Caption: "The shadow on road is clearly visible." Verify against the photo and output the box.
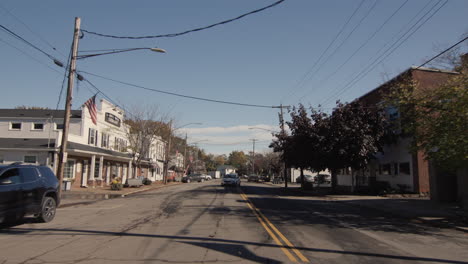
[1,227,467,264]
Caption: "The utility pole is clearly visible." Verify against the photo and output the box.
[183,133,187,175]
[163,121,172,184]
[275,104,289,188]
[250,139,257,174]
[57,17,81,198]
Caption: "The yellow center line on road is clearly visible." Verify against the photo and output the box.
[240,191,311,263]
[239,193,298,262]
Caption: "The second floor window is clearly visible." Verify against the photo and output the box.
[88,128,98,146]
[10,122,21,130]
[101,133,109,148]
[32,123,44,130]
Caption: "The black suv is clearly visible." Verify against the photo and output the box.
[0,163,59,224]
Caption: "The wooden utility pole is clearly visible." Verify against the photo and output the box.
[163,121,173,184]
[277,104,288,188]
[250,139,258,174]
[57,17,81,198]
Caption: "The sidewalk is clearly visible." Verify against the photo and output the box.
[278,185,468,233]
[60,181,182,208]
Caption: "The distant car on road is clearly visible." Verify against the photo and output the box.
[181,174,206,183]
[295,175,314,183]
[247,174,259,182]
[221,173,240,186]
[0,163,59,224]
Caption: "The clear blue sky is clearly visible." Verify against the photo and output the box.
[1,0,467,155]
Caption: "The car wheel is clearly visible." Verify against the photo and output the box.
[187,179,191,183]
[37,196,56,223]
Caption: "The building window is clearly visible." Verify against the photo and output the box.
[55,123,64,130]
[64,160,75,179]
[24,155,37,164]
[399,162,411,175]
[88,128,98,146]
[380,164,391,175]
[101,133,109,148]
[10,122,21,130]
[94,161,100,178]
[32,123,44,130]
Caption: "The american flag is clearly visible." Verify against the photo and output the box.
[84,95,97,125]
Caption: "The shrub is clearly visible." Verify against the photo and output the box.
[142,178,152,185]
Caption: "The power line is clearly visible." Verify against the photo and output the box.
[0,3,67,59]
[417,35,468,68]
[81,0,285,40]
[78,71,281,109]
[300,0,409,100]
[0,24,63,65]
[298,0,379,99]
[55,43,73,110]
[0,36,63,75]
[281,0,365,103]
[321,0,448,106]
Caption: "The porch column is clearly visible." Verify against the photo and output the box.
[106,162,111,185]
[90,155,96,181]
[53,152,59,175]
[128,160,133,179]
[122,164,128,185]
[81,160,88,187]
[98,156,104,180]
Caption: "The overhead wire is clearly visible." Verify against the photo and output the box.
[0,36,63,75]
[280,0,366,103]
[294,0,380,103]
[0,3,67,59]
[78,71,281,109]
[81,0,285,39]
[300,0,409,100]
[55,43,73,110]
[0,24,63,64]
[417,35,468,68]
[320,0,448,106]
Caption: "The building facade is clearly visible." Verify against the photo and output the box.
[336,66,459,194]
[0,99,166,188]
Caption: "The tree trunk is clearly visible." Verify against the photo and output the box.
[300,167,304,189]
[331,169,338,192]
[351,170,355,193]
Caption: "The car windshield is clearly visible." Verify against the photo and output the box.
[225,174,238,178]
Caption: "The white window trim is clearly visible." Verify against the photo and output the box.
[54,123,64,131]
[9,122,22,131]
[64,159,76,179]
[31,122,45,131]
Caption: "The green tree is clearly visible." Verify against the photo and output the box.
[227,151,248,174]
[385,58,467,169]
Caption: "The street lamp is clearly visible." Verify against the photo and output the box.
[248,127,279,133]
[56,17,167,197]
[77,47,166,59]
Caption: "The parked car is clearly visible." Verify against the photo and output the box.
[0,163,59,224]
[203,174,212,180]
[181,174,206,183]
[221,173,241,186]
[247,174,259,182]
[295,175,314,183]
[315,174,331,184]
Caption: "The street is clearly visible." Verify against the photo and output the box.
[1,180,468,264]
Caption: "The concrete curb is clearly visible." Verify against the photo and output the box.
[59,182,183,208]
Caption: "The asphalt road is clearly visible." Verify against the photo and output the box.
[1,180,467,264]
